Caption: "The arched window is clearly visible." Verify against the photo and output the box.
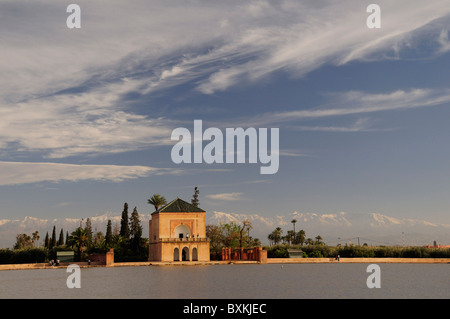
[174,224,191,239]
[192,247,198,261]
[173,247,180,261]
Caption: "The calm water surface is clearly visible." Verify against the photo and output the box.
[0,263,448,299]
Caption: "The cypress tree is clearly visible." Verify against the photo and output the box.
[44,232,49,248]
[58,229,65,246]
[120,203,130,239]
[129,207,142,250]
[84,218,93,247]
[105,220,113,247]
[50,226,56,249]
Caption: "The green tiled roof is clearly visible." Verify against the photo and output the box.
[153,197,205,214]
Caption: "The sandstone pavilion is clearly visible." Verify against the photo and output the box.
[148,198,210,262]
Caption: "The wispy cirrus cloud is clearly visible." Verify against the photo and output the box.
[228,88,450,128]
[206,192,244,201]
[0,161,160,185]
[290,118,379,133]
[185,1,450,94]
[4,0,450,101]
[0,79,176,159]
[1,0,450,161]
[0,161,233,186]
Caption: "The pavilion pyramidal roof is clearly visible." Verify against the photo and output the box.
[153,197,205,214]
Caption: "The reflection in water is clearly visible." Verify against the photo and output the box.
[0,264,449,299]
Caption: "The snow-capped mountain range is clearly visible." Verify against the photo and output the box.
[208,211,450,246]
[1,211,449,248]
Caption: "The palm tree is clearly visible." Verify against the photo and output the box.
[69,227,89,261]
[31,231,40,247]
[147,194,167,211]
[267,233,275,246]
[286,230,295,245]
[315,235,323,245]
[274,227,282,244]
[268,227,283,245]
[251,238,261,247]
[297,229,306,246]
[291,219,297,244]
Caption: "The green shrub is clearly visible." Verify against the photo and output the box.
[308,250,323,258]
[0,248,48,264]
[0,249,15,264]
[338,245,387,258]
[429,248,450,258]
[269,247,288,258]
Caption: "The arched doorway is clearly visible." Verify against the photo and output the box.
[174,247,180,261]
[192,247,198,261]
[182,247,190,261]
[174,224,191,239]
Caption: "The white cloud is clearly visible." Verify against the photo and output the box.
[234,88,450,128]
[192,1,450,94]
[289,118,397,133]
[0,79,175,158]
[278,150,311,157]
[0,161,165,185]
[206,192,244,201]
[4,0,449,100]
[0,161,231,186]
[1,1,450,160]
[438,29,450,54]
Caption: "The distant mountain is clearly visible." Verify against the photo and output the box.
[1,210,449,248]
[0,213,151,249]
[207,211,450,247]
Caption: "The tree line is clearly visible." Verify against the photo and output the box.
[265,243,450,258]
[9,202,147,262]
[267,219,323,246]
[6,189,200,264]
[263,220,450,258]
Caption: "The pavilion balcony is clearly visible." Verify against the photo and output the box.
[152,237,210,243]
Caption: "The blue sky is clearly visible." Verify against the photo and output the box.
[1,0,450,229]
